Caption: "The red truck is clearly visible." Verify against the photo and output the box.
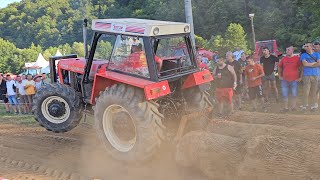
[253,40,282,62]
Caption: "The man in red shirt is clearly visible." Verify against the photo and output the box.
[278,46,302,112]
[245,56,265,111]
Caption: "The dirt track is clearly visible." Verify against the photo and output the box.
[1,111,320,179]
[176,111,320,179]
[0,116,207,180]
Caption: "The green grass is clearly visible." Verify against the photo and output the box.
[0,105,38,126]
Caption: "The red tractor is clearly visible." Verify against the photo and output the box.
[32,18,213,162]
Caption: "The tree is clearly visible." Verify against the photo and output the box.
[0,38,18,73]
[224,23,251,54]
[72,42,85,57]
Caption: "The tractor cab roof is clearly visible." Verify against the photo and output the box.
[92,18,191,37]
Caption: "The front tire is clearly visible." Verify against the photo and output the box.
[94,84,164,162]
[32,83,83,133]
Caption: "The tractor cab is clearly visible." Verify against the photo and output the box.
[87,19,199,81]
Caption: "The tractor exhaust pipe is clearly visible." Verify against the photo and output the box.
[83,18,88,59]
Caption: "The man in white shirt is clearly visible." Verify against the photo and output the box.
[16,75,29,114]
[6,75,18,114]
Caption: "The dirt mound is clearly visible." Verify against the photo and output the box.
[176,112,320,179]
[228,111,320,130]
[176,131,320,180]
[208,119,320,144]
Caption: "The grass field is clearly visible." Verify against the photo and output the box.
[0,104,37,126]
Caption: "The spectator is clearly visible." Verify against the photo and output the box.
[35,76,42,91]
[313,41,320,107]
[226,51,243,110]
[21,74,27,82]
[42,73,50,84]
[278,46,302,112]
[6,74,19,114]
[300,43,320,111]
[233,47,244,61]
[260,46,279,103]
[24,74,36,110]
[0,74,10,113]
[213,53,219,63]
[16,75,29,114]
[197,55,209,70]
[245,56,265,111]
[212,57,237,117]
[201,54,209,64]
[239,52,249,99]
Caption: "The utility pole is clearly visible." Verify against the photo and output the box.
[184,0,195,47]
[249,13,256,49]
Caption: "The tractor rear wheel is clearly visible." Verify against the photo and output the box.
[32,83,83,133]
[184,85,213,131]
[94,84,164,162]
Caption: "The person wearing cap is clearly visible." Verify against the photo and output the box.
[300,42,320,111]
[260,46,279,103]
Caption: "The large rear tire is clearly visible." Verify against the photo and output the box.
[32,83,83,133]
[94,84,164,162]
[184,85,213,131]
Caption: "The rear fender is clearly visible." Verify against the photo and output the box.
[90,75,116,104]
[91,71,171,104]
[182,69,213,89]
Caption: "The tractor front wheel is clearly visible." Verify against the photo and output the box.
[94,84,164,162]
[32,83,83,133]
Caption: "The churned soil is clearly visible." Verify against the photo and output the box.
[0,116,207,180]
[176,111,320,180]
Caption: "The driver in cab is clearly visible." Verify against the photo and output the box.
[128,43,163,72]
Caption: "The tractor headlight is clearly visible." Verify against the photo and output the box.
[153,27,160,35]
[184,25,190,32]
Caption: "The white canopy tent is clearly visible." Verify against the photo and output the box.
[55,50,63,56]
[24,53,50,75]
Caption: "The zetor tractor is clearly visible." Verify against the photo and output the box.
[32,18,213,162]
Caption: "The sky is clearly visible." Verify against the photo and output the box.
[0,0,21,8]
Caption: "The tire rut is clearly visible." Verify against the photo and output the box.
[0,155,89,180]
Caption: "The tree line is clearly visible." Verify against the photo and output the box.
[0,0,319,73]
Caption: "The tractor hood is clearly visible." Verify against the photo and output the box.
[58,58,109,76]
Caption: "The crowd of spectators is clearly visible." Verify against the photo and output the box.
[199,42,320,117]
[0,73,50,114]
[1,42,320,117]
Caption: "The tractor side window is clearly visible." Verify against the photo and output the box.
[94,34,116,60]
[154,36,193,76]
[108,35,149,78]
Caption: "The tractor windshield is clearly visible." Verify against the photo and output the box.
[94,34,116,60]
[153,35,195,77]
[108,35,150,78]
